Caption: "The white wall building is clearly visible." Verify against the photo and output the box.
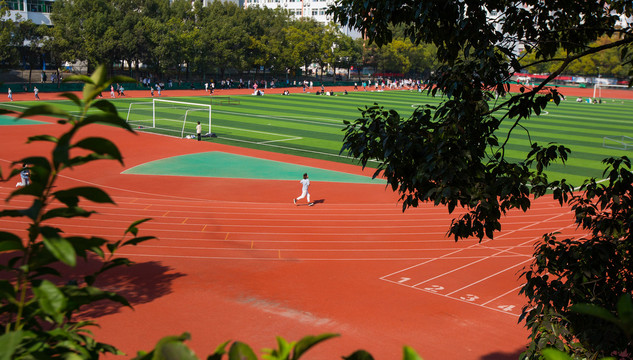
[244,0,334,27]
[5,0,53,25]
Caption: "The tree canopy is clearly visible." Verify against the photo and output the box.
[329,0,633,358]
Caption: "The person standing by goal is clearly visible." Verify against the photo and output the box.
[196,121,202,141]
[293,173,313,206]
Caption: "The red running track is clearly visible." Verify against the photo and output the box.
[0,90,593,359]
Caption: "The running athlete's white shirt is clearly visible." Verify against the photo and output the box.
[300,178,310,191]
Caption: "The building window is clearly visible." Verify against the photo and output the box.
[26,0,54,13]
[6,0,24,10]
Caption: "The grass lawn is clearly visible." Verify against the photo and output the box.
[3,90,632,186]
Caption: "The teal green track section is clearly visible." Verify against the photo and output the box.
[0,115,46,125]
[123,151,384,184]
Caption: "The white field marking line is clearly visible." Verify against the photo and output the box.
[212,109,344,126]
[114,252,512,262]
[19,218,455,230]
[379,280,521,317]
[19,192,563,214]
[478,247,533,258]
[481,284,525,306]
[258,136,303,144]
[214,124,300,138]
[0,198,439,217]
[0,224,477,246]
[131,244,532,255]
[573,177,609,191]
[217,135,381,164]
[0,196,435,215]
[402,282,519,317]
[0,103,28,110]
[0,190,565,215]
[380,210,570,281]
[122,127,380,164]
[0,219,447,235]
[0,223,451,236]
[546,112,632,124]
[410,218,573,287]
[51,173,227,201]
[55,213,456,224]
[444,258,533,296]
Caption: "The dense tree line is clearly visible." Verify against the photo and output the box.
[0,0,439,82]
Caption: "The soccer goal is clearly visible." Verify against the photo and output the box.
[593,83,633,99]
[126,99,212,138]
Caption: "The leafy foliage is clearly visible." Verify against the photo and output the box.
[0,65,155,359]
[521,158,633,358]
[133,332,426,360]
[329,0,633,357]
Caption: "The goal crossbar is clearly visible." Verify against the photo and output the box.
[153,99,212,138]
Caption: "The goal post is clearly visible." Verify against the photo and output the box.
[153,99,211,138]
[126,102,155,128]
[126,99,212,138]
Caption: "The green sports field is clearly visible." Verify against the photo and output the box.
[3,91,633,186]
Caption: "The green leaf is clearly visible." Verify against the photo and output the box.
[155,340,199,360]
[82,113,134,132]
[93,99,122,116]
[292,333,339,359]
[18,104,71,121]
[132,333,197,360]
[541,348,572,360]
[33,279,67,322]
[58,92,82,107]
[228,342,257,360]
[123,236,157,247]
[65,236,107,259]
[342,350,374,360]
[125,218,153,236]
[207,340,231,360]
[0,330,24,360]
[64,74,94,84]
[27,134,59,143]
[53,186,115,207]
[41,207,95,221]
[42,236,77,267]
[402,346,423,360]
[0,231,24,252]
[73,137,123,164]
[571,303,618,324]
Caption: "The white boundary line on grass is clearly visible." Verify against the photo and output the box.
[213,109,345,127]
[213,124,302,144]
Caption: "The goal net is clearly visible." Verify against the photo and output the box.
[126,99,212,138]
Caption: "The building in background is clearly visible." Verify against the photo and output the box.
[244,0,359,37]
[244,0,331,24]
[4,0,53,25]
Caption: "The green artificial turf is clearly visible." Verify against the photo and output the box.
[3,90,633,186]
[123,151,384,183]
